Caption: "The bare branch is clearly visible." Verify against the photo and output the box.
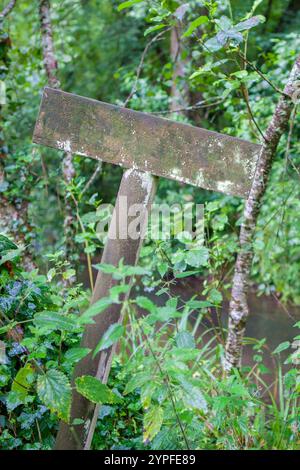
[0,0,17,19]
[123,28,170,108]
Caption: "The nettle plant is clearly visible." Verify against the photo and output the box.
[0,235,299,449]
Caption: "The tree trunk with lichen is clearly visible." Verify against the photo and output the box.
[0,10,35,270]
[170,24,190,115]
[224,55,300,372]
[38,0,76,264]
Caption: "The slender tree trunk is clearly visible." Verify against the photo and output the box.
[170,24,190,114]
[0,0,16,19]
[38,0,76,263]
[0,1,35,270]
[224,55,300,372]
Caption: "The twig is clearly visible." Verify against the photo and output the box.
[151,98,224,115]
[0,0,17,18]
[81,161,102,196]
[123,28,171,108]
[240,85,266,141]
[134,314,190,450]
[237,51,286,96]
[285,104,298,170]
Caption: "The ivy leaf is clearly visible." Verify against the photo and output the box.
[183,16,208,37]
[75,375,122,404]
[143,405,164,442]
[93,323,125,357]
[34,311,77,332]
[117,0,143,11]
[37,369,71,422]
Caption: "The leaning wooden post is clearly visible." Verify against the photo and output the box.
[33,87,261,449]
[55,169,156,449]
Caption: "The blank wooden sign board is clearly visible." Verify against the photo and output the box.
[33,87,261,450]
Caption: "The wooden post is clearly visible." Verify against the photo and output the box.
[55,169,157,450]
[33,86,261,450]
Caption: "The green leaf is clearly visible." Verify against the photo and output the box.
[144,24,166,36]
[64,347,91,364]
[78,297,114,325]
[186,247,209,268]
[157,262,168,278]
[63,269,76,280]
[207,288,222,305]
[118,0,143,12]
[37,369,71,422]
[175,331,195,349]
[0,248,23,266]
[143,405,164,442]
[75,376,122,404]
[93,323,125,357]
[178,377,208,412]
[234,15,264,32]
[183,16,208,37]
[272,341,290,355]
[135,296,156,314]
[12,364,35,399]
[34,311,77,332]
[124,372,151,394]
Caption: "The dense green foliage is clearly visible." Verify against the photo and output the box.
[0,0,299,450]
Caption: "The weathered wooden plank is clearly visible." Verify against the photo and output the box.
[55,169,157,450]
[33,87,261,198]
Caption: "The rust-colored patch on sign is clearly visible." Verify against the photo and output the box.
[33,87,261,198]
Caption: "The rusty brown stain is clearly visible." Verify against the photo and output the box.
[33,87,262,198]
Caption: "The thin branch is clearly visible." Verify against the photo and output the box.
[0,0,17,18]
[150,98,224,115]
[81,161,102,197]
[123,28,171,108]
[237,50,286,96]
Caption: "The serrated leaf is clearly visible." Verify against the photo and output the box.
[186,247,209,268]
[0,248,23,266]
[183,16,208,37]
[93,323,124,357]
[124,372,151,394]
[136,296,156,314]
[75,375,122,404]
[207,288,222,305]
[64,347,91,364]
[143,405,164,442]
[175,331,195,349]
[37,369,71,422]
[272,341,290,355]
[34,311,77,332]
[178,377,208,412]
[78,297,114,325]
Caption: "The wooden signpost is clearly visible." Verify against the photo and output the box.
[33,87,261,450]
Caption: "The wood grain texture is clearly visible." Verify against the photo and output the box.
[33,87,261,198]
